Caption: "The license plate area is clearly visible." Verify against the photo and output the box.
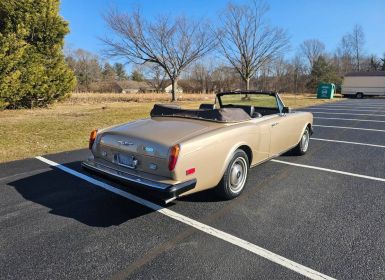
[115,154,138,169]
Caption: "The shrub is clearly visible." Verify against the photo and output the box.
[0,0,75,109]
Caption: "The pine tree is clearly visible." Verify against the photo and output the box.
[102,62,116,81]
[0,0,75,109]
[131,69,144,82]
[113,63,127,80]
[307,56,341,91]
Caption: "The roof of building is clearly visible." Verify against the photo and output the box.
[117,80,153,89]
[345,71,385,77]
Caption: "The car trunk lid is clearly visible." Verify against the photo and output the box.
[94,117,220,177]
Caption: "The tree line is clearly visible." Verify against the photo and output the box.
[70,1,385,99]
[67,27,385,97]
[1,0,384,108]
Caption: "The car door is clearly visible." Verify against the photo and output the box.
[268,94,300,157]
[249,118,271,164]
[268,113,299,157]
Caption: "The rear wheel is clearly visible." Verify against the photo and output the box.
[292,127,310,156]
[217,149,249,200]
[356,92,364,99]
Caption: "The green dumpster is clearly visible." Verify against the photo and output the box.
[317,83,335,99]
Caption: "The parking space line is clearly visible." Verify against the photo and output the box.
[312,138,385,148]
[271,160,385,183]
[313,125,385,132]
[314,117,385,123]
[301,108,385,113]
[311,111,385,117]
[35,156,334,280]
[312,106,385,109]
[321,105,385,107]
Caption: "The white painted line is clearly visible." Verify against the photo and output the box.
[323,102,385,107]
[35,156,334,280]
[313,124,385,132]
[271,159,385,183]
[314,105,385,109]
[312,138,385,148]
[314,117,385,123]
[311,111,385,117]
[303,108,385,113]
[333,104,385,107]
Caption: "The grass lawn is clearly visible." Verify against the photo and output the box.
[0,93,342,163]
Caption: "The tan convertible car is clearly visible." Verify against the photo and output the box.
[82,91,313,203]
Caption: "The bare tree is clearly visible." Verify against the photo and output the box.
[211,65,240,91]
[217,0,289,90]
[334,34,354,74]
[290,54,307,93]
[101,9,216,101]
[334,25,365,73]
[299,39,325,69]
[65,48,102,91]
[188,61,216,93]
[367,55,381,71]
[143,64,167,92]
[349,24,365,71]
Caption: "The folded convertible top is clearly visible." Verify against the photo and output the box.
[150,104,251,123]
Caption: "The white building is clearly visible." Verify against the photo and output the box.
[164,83,183,94]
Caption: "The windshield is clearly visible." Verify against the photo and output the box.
[218,93,278,109]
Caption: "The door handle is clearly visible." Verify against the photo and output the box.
[271,122,279,127]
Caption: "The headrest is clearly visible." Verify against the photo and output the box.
[199,103,216,110]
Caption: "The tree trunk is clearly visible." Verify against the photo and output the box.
[171,78,177,101]
[246,77,250,90]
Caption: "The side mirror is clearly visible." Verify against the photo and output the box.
[282,107,292,113]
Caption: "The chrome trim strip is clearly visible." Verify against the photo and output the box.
[81,160,196,198]
[82,160,170,190]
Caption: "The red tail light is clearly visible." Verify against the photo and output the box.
[89,129,98,149]
[168,144,180,171]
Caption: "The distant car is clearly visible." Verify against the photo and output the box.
[82,91,313,203]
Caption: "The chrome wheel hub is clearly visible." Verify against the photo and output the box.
[301,130,309,152]
[229,157,247,193]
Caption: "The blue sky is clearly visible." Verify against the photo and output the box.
[60,0,385,60]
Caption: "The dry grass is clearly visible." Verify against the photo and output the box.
[0,92,340,163]
[65,92,216,104]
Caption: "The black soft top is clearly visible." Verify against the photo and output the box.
[150,104,251,123]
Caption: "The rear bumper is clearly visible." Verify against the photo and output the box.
[81,159,196,202]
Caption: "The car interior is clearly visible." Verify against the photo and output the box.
[151,104,252,122]
[150,92,288,122]
[200,101,281,118]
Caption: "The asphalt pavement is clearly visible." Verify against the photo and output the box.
[1,98,385,280]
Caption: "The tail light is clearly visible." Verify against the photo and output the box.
[168,144,180,171]
[89,129,98,149]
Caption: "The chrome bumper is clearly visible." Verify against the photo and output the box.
[81,159,196,201]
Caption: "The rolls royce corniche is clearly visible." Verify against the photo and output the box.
[82,91,313,203]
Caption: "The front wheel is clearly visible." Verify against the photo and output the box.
[292,127,310,156]
[216,149,249,200]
